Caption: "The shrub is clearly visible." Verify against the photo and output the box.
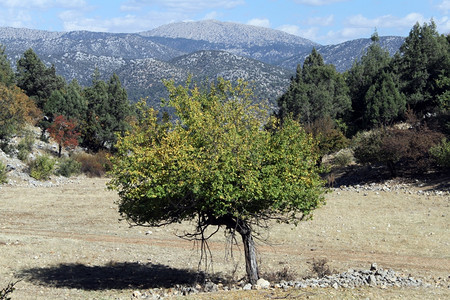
[0,161,7,184]
[353,126,443,176]
[310,258,333,278]
[56,157,81,177]
[29,155,55,180]
[73,151,111,177]
[262,266,297,282]
[430,139,450,169]
[306,117,348,158]
[0,140,15,156]
[332,150,353,168]
[17,132,34,161]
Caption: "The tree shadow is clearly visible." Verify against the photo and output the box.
[17,261,213,290]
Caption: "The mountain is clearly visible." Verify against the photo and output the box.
[279,36,405,72]
[0,20,405,105]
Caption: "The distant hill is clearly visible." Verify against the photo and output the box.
[0,20,405,105]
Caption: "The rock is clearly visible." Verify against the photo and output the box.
[370,262,378,271]
[243,283,252,290]
[256,278,270,289]
[204,281,218,292]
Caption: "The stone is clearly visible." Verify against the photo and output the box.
[256,278,270,289]
[243,283,252,290]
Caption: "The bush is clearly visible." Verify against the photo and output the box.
[56,157,81,177]
[332,150,354,168]
[0,140,15,156]
[29,155,55,180]
[262,266,297,282]
[73,151,111,177]
[310,258,333,278]
[353,126,443,176]
[430,139,450,169]
[0,161,7,184]
[17,132,34,161]
[306,117,348,158]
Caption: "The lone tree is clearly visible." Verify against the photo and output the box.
[108,79,326,284]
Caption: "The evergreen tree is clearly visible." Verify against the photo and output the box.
[395,20,449,114]
[363,70,406,127]
[44,79,87,121]
[0,45,14,87]
[347,31,404,130]
[277,48,351,126]
[15,48,65,109]
[81,71,130,151]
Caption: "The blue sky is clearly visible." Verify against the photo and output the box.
[0,0,448,45]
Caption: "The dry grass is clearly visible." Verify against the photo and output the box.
[0,177,449,299]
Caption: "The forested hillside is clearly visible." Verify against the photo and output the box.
[0,20,449,185]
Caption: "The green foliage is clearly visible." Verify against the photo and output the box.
[346,32,404,131]
[44,79,87,121]
[15,48,65,109]
[81,72,131,151]
[29,155,55,180]
[0,160,7,184]
[395,20,450,114]
[332,150,354,168]
[278,48,351,126]
[110,79,325,226]
[0,45,15,87]
[305,117,348,158]
[430,139,450,169]
[56,157,82,177]
[17,131,34,161]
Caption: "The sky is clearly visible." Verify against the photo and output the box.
[0,0,448,45]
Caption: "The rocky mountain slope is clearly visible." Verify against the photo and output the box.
[0,20,405,104]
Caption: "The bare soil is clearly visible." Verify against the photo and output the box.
[0,176,449,299]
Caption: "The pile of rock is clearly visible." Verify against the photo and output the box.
[131,263,435,299]
[335,180,449,197]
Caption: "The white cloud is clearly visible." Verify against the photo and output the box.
[436,16,450,33]
[247,18,271,28]
[203,11,220,20]
[122,0,244,13]
[438,0,450,13]
[0,0,86,9]
[307,15,334,26]
[60,10,185,32]
[0,8,32,28]
[346,13,426,29]
[293,0,348,6]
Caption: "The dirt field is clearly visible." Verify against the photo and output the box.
[0,176,449,299]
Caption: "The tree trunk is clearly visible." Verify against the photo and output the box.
[236,220,259,285]
[58,144,62,157]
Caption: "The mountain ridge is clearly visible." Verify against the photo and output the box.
[0,20,405,104]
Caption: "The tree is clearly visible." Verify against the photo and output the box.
[44,79,87,121]
[395,20,450,114]
[0,83,41,140]
[346,31,404,130]
[82,72,131,151]
[108,79,326,284]
[47,115,80,157]
[15,48,65,109]
[277,48,351,126]
[0,45,14,87]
